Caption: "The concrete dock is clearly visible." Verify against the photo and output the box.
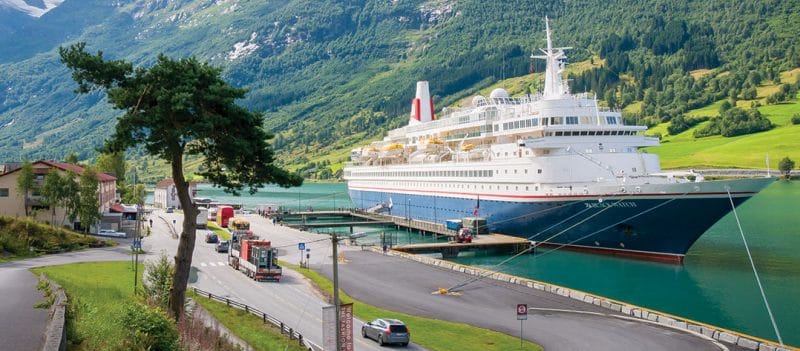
[393,234,531,258]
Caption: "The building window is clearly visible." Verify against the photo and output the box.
[0,188,8,197]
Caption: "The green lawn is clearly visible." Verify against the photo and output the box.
[31,261,142,350]
[648,91,800,169]
[282,262,542,351]
[208,222,231,240]
[190,292,308,351]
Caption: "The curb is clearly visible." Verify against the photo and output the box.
[40,275,67,351]
[379,247,798,351]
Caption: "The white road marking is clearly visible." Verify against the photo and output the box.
[208,262,216,267]
[218,261,225,266]
[200,262,207,267]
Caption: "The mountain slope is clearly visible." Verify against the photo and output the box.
[0,0,798,171]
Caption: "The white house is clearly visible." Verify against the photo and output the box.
[153,178,197,209]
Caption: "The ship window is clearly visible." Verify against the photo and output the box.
[603,131,611,135]
[581,131,588,136]
[537,169,542,174]
[506,186,509,190]
[551,117,563,125]
[566,116,579,124]
[504,152,508,157]
[535,186,539,191]
[525,169,528,174]
[494,125,499,132]
[504,170,508,174]
[516,186,519,190]
[542,118,549,126]
[526,119,532,127]
[606,116,617,124]
[632,167,637,172]
[555,131,563,136]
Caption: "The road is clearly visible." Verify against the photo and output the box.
[0,244,141,351]
[2,209,744,351]
[154,210,413,351]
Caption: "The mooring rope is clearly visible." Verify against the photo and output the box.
[726,188,783,345]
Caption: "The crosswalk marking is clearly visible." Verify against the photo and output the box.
[218,261,226,266]
[208,262,216,267]
[200,263,207,267]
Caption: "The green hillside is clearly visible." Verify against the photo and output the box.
[0,0,799,177]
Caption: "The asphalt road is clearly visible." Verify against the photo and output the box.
[0,244,138,351]
[154,211,414,351]
[313,250,729,351]
[1,210,748,351]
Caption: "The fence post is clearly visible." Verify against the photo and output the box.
[289,328,294,340]
[280,322,284,334]
[263,313,267,323]
[245,305,249,313]
[226,298,230,306]
[298,334,304,346]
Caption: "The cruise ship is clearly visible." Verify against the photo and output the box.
[343,19,773,262]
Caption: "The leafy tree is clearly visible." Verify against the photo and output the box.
[60,43,303,319]
[778,157,795,179]
[64,152,79,164]
[77,166,101,233]
[62,171,81,226]
[123,183,146,205]
[16,161,35,217]
[41,171,63,225]
[96,151,126,183]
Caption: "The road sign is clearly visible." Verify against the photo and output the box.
[517,304,528,320]
[298,242,306,251]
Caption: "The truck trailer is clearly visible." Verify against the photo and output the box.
[228,236,281,281]
[197,208,208,229]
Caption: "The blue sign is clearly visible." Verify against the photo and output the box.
[298,242,306,251]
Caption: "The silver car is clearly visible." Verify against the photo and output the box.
[361,318,410,346]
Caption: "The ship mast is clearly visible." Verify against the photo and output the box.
[531,17,572,99]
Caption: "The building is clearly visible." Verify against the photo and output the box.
[153,178,197,209]
[0,160,116,229]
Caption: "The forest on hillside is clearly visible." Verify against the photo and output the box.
[0,0,798,179]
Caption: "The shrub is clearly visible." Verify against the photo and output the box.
[791,114,800,125]
[121,302,178,351]
[143,253,174,310]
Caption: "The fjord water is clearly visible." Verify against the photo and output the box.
[197,181,800,345]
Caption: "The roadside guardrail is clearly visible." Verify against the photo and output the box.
[192,287,321,351]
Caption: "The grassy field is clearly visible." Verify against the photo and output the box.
[282,262,543,351]
[648,90,800,169]
[207,222,231,240]
[190,292,308,351]
[0,216,113,262]
[31,261,143,350]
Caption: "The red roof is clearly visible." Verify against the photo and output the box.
[0,160,116,182]
[110,203,126,213]
[38,161,117,182]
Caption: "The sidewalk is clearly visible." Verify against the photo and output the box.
[0,267,49,351]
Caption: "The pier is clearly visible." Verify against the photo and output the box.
[277,210,532,258]
[392,234,532,258]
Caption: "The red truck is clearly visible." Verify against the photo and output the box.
[215,206,235,227]
[228,236,281,281]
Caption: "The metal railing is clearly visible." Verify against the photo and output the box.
[192,287,321,351]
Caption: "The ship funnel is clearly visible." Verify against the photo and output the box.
[410,81,435,125]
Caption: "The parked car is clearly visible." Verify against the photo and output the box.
[215,241,229,253]
[166,207,174,213]
[96,229,126,238]
[361,318,410,346]
[205,233,219,243]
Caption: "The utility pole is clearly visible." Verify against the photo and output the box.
[331,233,341,351]
[133,170,140,293]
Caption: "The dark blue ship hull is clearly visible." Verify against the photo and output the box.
[348,187,755,261]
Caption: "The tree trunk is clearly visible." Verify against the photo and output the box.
[167,152,199,321]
